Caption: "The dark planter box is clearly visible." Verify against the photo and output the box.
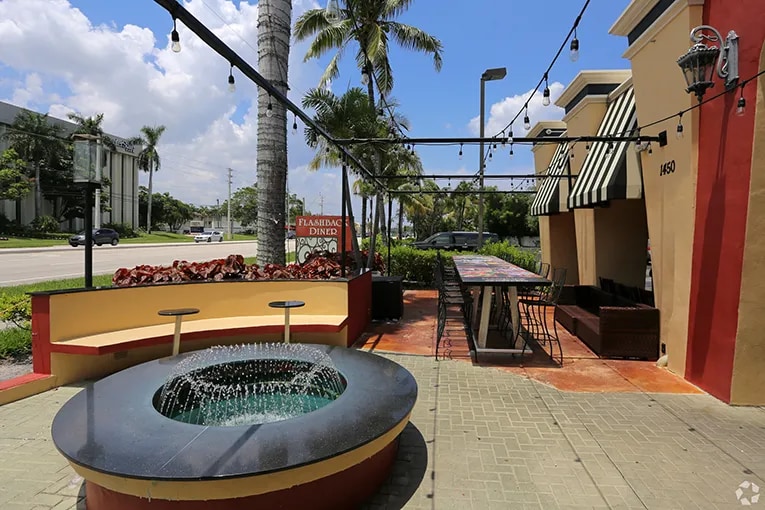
[371,276,403,320]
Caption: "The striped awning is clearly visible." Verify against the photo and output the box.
[530,139,571,216]
[568,87,640,209]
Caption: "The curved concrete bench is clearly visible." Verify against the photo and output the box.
[49,315,348,355]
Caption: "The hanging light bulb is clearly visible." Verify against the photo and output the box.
[411,144,415,156]
[634,131,642,152]
[266,97,273,118]
[542,75,551,106]
[360,69,370,86]
[523,106,531,131]
[736,86,746,117]
[458,143,463,160]
[509,144,514,159]
[648,143,653,155]
[227,64,236,93]
[492,141,497,150]
[585,143,590,152]
[606,141,614,155]
[508,124,514,144]
[501,131,506,147]
[488,149,493,162]
[325,0,341,22]
[569,28,579,62]
[171,18,181,53]
[292,115,298,135]
[676,113,684,139]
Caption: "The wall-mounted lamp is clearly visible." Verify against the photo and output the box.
[677,25,739,101]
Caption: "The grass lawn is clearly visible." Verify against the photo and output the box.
[0,237,70,249]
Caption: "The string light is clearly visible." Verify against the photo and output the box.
[508,124,514,144]
[676,112,684,139]
[292,114,298,135]
[360,68,370,86]
[170,17,181,53]
[227,64,236,93]
[411,144,415,156]
[509,144,514,159]
[585,143,590,152]
[501,131,506,147]
[736,84,746,117]
[523,106,531,131]
[458,143,463,160]
[542,74,551,106]
[570,27,579,62]
[488,149,493,162]
[493,141,497,150]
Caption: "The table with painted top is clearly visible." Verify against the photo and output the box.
[452,255,550,350]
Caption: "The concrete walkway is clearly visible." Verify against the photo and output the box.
[1,290,764,509]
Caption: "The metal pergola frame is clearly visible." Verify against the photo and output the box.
[153,0,668,277]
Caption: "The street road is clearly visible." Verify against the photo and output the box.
[0,241,268,286]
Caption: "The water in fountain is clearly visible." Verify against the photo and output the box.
[154,343,346,426]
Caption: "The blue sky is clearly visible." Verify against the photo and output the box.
[0,0,631,215]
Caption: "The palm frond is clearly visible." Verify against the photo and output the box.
[388,22,444,71]
[294,9,334,42]
[382,0,415,19]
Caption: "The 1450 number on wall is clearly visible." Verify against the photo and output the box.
[659,160,676,176]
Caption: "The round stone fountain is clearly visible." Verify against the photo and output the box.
[51,343,417,510]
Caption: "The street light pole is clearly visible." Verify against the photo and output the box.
[477,67,507,250]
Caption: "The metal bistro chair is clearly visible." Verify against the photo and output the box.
[434,260,470,360]
[518,267,567,363]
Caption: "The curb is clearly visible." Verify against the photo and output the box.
[0,240,259,255]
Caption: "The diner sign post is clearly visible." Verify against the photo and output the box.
[295,216,353,264]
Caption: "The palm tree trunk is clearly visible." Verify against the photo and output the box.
[360,197,367,241]
[256,0,291,266]
[367,195,381,270]
[398,200,403,240]
[34,161,41,219]
[147,161,154,233]
[342,175,363,268]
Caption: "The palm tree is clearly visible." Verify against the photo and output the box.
[294,0,443,103]
[352,177,375,239]
[136,125,166,234]
[256,0,292,265]
[295,0,443,264]
[4,112,65,220]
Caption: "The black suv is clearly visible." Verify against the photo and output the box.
[69,228,120,247]
[413,231,499,251]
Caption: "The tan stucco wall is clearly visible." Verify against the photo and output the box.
[564,98,609,286]
[539,216,552,267]
[594,199,649,288]
[548,213,579,284]
[623,2,703,375]
[730,46,765,404]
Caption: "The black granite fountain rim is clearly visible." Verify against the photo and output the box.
[51,344,417,482]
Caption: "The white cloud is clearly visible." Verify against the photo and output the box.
[468,81,566,137]
[0,0,348,213]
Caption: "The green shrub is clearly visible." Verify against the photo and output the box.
[361,234,410,251]
[478,241,538,271]
[0,293,31,329]
[30,215,60,233]
[102,222,139,238]
[389,246,463,286]
[0,327,32,359]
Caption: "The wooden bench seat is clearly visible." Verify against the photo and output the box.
[50,314,348,355]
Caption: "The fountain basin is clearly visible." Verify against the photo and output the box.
[51,344,417,509]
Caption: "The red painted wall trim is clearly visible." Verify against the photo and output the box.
[346,271,372,346]
[0,373,52,392]
[685,1,765,402]
[31,294,51,374]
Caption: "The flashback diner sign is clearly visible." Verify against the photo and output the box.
[295,216,353,250]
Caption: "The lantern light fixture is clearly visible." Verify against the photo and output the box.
[677,25,739,102]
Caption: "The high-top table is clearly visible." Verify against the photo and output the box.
[452,255,549,350]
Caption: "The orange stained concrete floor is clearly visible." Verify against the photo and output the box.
[353,289,703,395]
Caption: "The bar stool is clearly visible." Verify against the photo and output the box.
[158,308,200,356]
[268,300,305,344]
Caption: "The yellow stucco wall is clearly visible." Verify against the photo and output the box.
[620,2,703,374]
[548,213,579,284]
[561,93,611,286]
[730,46,765,404]
[594,199,649,288]
[47,280,349,343]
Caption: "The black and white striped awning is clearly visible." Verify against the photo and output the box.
[530,139,571,216]
[568,87,640,209]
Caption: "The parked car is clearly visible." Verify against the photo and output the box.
[286,230,296,240]
[413,231,499,251]
[195,230,224,243]
[69,228,120,247]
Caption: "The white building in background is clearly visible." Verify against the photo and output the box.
[0,101,140,231]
